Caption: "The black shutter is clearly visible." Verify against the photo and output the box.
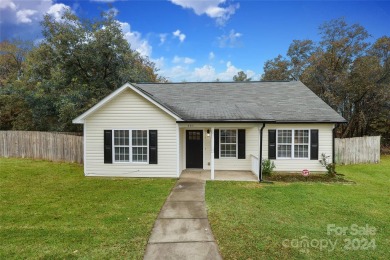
[310,129,319,160]
[149,130,158,164]
[214,129,219,159]
[268,129,276,159]
[104,130,112,164]
[238,129,246,159]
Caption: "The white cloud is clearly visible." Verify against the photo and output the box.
[119,21,152,57]
[218,29,242,48]
[218,61,256,81]
[0,0,16,10]
[16,9,37,24]
[193,65,217,81]
[47,4,70,22]
[152,57,165,70]
[170,0,239,26]
[189,61,256,82]
[0,0,72,25]
[209,51,215,60]
[184,57,195,64]
[217,61,240,80]
[158,59,258,82]
[172,55,195,64]
[159,33,167,45]
[173,29,186,42]
[158,65,190,82]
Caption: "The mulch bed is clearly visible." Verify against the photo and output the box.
[263,173,353,183]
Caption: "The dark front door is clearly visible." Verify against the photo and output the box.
[186,130,203,168]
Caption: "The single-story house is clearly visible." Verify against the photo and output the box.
[73,81,346,180]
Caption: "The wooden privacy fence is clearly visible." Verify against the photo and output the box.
[335,136,380,165]
[0,131,83,163]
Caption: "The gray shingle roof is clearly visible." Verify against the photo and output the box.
[134,81,346,123]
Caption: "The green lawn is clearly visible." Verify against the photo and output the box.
[206,156,390,259]
[0,158,175,259]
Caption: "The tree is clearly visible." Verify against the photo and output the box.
[287,40,314,80]
[260,18,390,141]
[261,55,292,81]
[0,40,32,86]
[370,36,390,83]
[0,10,164,132]
[367,36,390,141]
[233,71,251,81]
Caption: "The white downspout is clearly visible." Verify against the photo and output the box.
[211,127,215,180]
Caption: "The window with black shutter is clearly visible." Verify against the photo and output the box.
[104,130,113,164]
[310,129,319,160]
[214,129,219,159]
[237,129,246,159]
[149,130,158,164]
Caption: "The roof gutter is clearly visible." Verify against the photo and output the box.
[176,120,275,123]
[176,120,346,124]
[273,120,347,124]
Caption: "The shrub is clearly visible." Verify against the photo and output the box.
[319,153,336,176]
[262,159,275,176]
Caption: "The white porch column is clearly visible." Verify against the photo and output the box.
[211,127,215,180]
[176,124,180,177]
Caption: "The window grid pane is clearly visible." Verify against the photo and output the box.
[294,130,309,158]
[220,130,237,158]
[132,130,148,162]
[294,145,308,158]
[114,130,130,162]
[278,130,292,144]
[294,130,309,144]
[277,130,292,158]
[114,146,129,162]
[277,145,292,158]
[114,130,129,146]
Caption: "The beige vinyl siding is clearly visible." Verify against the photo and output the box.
[263,123,334,172]
[84,88,177,177]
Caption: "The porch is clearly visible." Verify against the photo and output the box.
[178,123,263,180]
[180,170,258,181]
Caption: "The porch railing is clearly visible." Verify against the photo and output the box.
[250,154,259,177]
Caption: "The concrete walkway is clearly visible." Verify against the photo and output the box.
[144,178,222,260]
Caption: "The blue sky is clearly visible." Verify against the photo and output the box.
[1,1,389,82]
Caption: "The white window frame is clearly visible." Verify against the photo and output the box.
[219,129,238,159]
[113,129,149,164]
[131,130,149,163]
[113,130,130,163]
[276,129,310,159]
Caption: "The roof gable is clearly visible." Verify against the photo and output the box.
[72,83,182,124]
